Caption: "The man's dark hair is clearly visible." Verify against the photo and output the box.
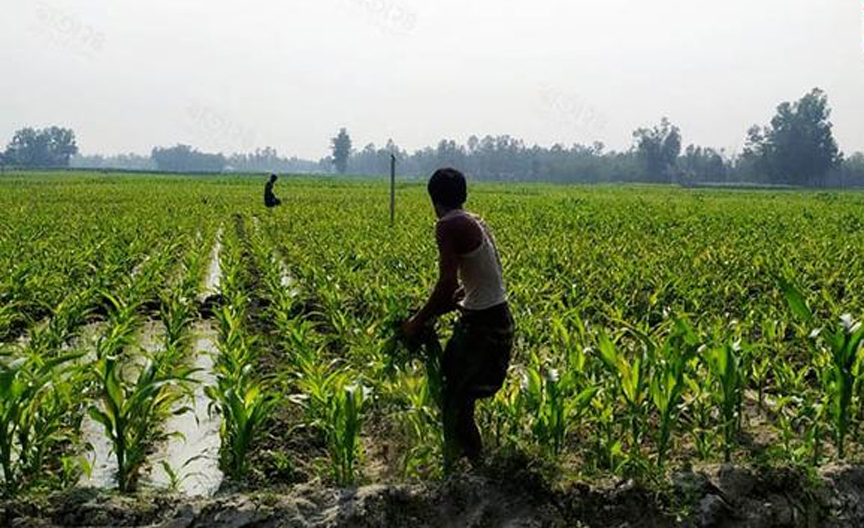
[269,173,278,182]
[427,168,467,208]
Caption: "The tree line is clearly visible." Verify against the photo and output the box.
[3,88,863,187]
[338,89,862,187]
[70,146,323,174]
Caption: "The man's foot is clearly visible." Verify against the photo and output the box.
[468,452,488,473]
[443,455,474,477]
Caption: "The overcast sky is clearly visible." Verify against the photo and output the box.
[1,0,863,159]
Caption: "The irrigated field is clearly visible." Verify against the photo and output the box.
[4,172,864,520]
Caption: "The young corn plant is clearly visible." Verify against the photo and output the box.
[521,362,597,458]
[597,330,650,457]
[27,288,97,357]
[87,256,196,492]
[705,340,743,463]
[204,366,276,480]
[779,277,864,459]
[754,318,788,410]
[88,349,195,492]
[294,360,368,485]
[588,391,628,474]
[394,370,443,477]
[646,319,699,468]
[160,288,195,353]
[208,299,277,481]
[518,311,598,458]
[0,350,83,496]
[325,384,367,485]
[684,374,716,461]
[818,316,864,460]
[771,356,824,464]
[803,393,826,466]
[379,313,447,477]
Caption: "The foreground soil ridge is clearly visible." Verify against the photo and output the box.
[6,463,864,527]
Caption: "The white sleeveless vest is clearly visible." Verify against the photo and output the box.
[442,210,507,311]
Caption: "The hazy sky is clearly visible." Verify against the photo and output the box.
[2,0,863,159]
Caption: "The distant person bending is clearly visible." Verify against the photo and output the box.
[402,168,514,471]
[264,173,282,208]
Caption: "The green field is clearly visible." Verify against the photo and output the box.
[4,171,864,499]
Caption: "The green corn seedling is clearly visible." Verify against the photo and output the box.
[598,330,650,453]
[705,340,743,462]
[647,319,699,468]
[204,369,276,480]
[326,384,367,485]
[522,363,597,458]
[89,353,194,492]
[0,351,82,496]
[779,277,864,459]
[824,315,864,459]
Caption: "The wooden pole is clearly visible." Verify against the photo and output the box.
[389,153,396,227]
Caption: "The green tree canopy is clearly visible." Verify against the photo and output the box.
[150,144,226,173]
[3,127,78,168]
[633,118,681,183]
[331,128,352,174]
[743,88,842,186]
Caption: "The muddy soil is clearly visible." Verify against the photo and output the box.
[9,463,864,527]
[3,474,567,528]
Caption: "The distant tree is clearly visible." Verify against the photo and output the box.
[633,118,681,182]
[837,152,864,188]
[346,139,408,175]
[738,125,771,182]
[72,152,155,171]
[331,128,352,174]
[742,88,842,186]
[150,144,225,173]
[224,147,321,174]
[436,139,466,169]
[3,126,78,168]
[467,135,480,154]
[679,145,728,184]
[385,139,404,160]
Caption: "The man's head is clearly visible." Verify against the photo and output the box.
[427,168,467,217]
[269,173,278,183]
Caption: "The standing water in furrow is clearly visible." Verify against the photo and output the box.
[147,321,223,496]
[79,320,168,491]
[77,323,115,489]
[79,249,159,490]
[276,251,300,295]
[199,229,223,304]
[148,232,225,495]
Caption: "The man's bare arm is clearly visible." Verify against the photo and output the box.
[405,221,459,332]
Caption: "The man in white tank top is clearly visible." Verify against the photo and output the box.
[402,168,514,471]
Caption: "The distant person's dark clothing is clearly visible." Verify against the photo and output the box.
[264,180,281,208]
